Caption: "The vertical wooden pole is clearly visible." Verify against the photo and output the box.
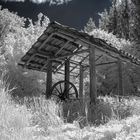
[118,58,123,96]
[79,65,85,116]
[79,65,84,98]
[63,59,70,119]
[46,61,52,98]
[88,45,97,123]
[89,46,97,104]
[65,59,70,97]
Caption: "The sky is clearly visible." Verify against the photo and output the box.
[0,0,111,30]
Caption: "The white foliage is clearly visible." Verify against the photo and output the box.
[0,7,50,97]
[89,28,131,50]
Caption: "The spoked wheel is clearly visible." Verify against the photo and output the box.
[51,80,78,102]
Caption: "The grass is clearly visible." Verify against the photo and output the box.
[1,76,140,139]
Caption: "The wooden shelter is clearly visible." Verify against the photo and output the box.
[19,22,140,121]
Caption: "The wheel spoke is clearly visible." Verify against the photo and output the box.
[67,86,72,93]
[54,87,61,95]
[69,92,76,95]
[60,83,63,94]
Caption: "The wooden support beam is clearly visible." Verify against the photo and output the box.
[79,65,85,116]
[118,58,124,96]
[65,59,70,97]
[55,41,70,56]
[87,45,97,123]
[89,45,97,104]
[95,55,103,62]
[79,65,84,98]
[38,33,55,51]
[41,60,49,71]
[54,49,89,59]
[56,71,76,77]
[46,61,52,98]
[48,43,73,54]
[53,45,84,73]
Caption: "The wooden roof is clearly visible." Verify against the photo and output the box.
[18,21,140,76]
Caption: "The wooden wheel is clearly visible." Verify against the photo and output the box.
[51,80,78,102]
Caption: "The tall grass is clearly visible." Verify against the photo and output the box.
[1,74,140,140]
[0,76,63,139]
[0,78,34,140]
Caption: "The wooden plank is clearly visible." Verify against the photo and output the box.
[95,55,103,62]
[118,58,124,96]
[40,60,49,71]
[56,71,76,77]
[54,49,89,59]
[89,45,97,104]
[79,65,84,98]
[65,60,70,97]
[53,45,84,73]
[46,61,52,98]
[55,41,70,56]
[38,33,55,51]
[48,43,73,54]
[87,45,97,123]
[79,65,86,116]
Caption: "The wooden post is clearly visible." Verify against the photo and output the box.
[87,45,97,123]
[79,65,85,116]
[46,61,52,98]
[79,65,84,98]
[118,58,123,96]
[89,46,97,104]
[63,59,70,119]
[65,59,70,97]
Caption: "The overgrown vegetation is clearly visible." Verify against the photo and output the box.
[1,76,140,139]
[0,0,140,139]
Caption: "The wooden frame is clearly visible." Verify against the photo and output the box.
[89,45,97,104]
[46,61,52,98]
[118,58,124,96]
[19,21,140,123]
[65,59,70,96]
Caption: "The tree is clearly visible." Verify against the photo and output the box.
[98,0,140,96]
[84,18,96,33]
[0,7,50,100]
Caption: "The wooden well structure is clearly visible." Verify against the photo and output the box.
[19,22,140,121]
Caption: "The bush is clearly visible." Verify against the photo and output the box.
[0,76,35,140]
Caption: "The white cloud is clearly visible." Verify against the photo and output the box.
[3,0,24,2]
[2,0,73,5]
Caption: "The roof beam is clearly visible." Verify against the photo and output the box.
[38,33,55,51]
[52,49,89,59]
[48,43,73,54]
[55,40,70,56]
[53,45,84,73]
[56,31,140,66]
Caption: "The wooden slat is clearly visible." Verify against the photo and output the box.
[89,45,97,104]
[40,60,49,71]
[46,61,52,98]
[79,65,85,116]
[65,60,70,97]
[47,42,73,54]
[118,58,124,96]
[54,49,89,59]
[38,33,55,51]
[79,65,84,98]
[53,45,84,73]
[95,55,103,62]
[55,41,70,56]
